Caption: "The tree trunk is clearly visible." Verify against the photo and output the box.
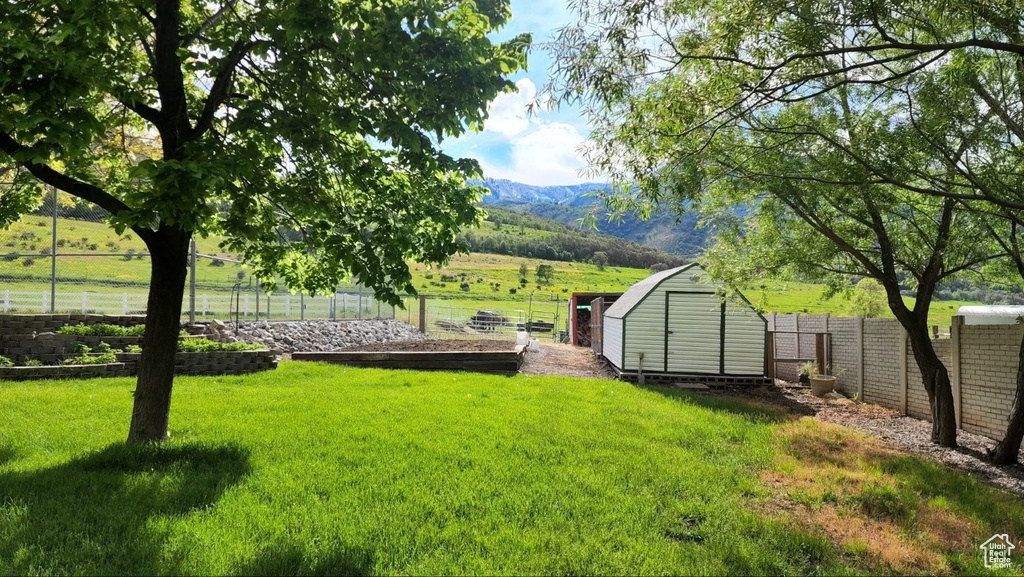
[989,334,1024,465]
[907,327,958,447]
[126,226,191,444]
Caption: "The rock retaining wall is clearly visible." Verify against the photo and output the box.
[189,319,425,353]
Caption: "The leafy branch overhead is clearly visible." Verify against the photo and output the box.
[0,0,530,304]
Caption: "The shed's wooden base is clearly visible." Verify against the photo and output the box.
[612,365,771,386]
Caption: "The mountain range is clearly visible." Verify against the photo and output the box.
[474,178,707,256]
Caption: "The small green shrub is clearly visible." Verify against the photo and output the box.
[124,344,142,353]
[93,341,113,354]
[23,359,42,367]
[177,339,263,352]
[62,352,117,365]
[0,355,12,367]
[57,323,146,337]
[69,342,91,354]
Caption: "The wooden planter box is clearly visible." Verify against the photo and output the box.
[293,346,526,375]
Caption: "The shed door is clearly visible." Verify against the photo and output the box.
[665,292,723,373]
[590,297,604,355]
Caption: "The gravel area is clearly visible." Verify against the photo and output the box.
[520,343,616,379]
[188,319,425,353]
[337,339,513,352]
[732,383,1024,496]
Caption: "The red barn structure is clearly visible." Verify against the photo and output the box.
[568,292,622,347]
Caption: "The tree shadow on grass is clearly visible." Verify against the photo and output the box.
[235,541,376,576]
[0,442,250,575]
[0,444,17,468]
[640,384,814,424]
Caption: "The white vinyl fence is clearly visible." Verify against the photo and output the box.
[0,289,393,320]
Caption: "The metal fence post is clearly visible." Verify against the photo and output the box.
[189,238,197,324]
[255,278,260,321]
[357,285,363,320]
[418,295,427,333]
[50,187,57,313]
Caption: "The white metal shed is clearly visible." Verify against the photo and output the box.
[602,264,768,382]
[957,305,1024,325]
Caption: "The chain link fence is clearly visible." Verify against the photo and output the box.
[397,293,568,341]
[2,190,575,337]
[0,189,397,321]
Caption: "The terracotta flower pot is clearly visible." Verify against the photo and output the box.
[810,375,837,397]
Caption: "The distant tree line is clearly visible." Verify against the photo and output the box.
[460,228,687,269]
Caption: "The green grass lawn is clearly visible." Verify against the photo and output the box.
[1,363,1021,575]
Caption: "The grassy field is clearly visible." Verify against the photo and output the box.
[0,363,1020,575]
[1,216,979,325]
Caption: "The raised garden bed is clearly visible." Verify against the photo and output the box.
[337,340,513,352]
[0,362,132,381]
[293,340,525,374]
[0,314,279,381]
[116,350,278,376]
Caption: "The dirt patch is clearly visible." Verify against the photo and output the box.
[706,383,1024,496]
[519,343,616,379]
[757,420,988,574]
[336,339,513,352]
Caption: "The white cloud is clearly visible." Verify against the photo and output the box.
[482,121,598,186]
[483,78,536,137]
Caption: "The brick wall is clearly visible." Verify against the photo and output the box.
[861,319,903,409]
[771,313,1022,441]
[959,325,1021,440]
[828,317,861,396]
[767,313,826,381]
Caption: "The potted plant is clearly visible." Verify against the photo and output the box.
[797,361,814,385]
[802,362,837,397]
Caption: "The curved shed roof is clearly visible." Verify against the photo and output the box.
[604,263,700,319]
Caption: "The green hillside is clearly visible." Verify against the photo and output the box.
[463,206,689,269]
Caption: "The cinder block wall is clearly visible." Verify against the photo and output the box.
[771,313,1022,441]
[959,325,1021,439]
[861,319,903,409]
[827,317,861,396]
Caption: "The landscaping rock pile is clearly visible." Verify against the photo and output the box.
[189,319,425,353]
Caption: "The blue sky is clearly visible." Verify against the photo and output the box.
[441,1,597,186]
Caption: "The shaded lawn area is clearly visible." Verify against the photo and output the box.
[0,363,1021,576]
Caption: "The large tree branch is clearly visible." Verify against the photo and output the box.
[117,96,163,127]
[183,1,234,45]
[154,0,191,152]
[192,39,259,139]
[0,131,155,245]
